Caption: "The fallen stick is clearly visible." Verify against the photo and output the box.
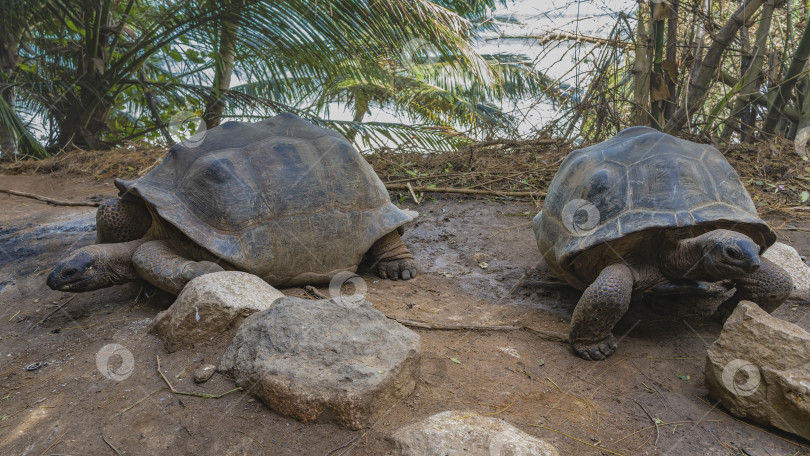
[633,399,660,448]
[34,295,77,327]
[0,188,100,207]
[156,355,241,399]
[384,184,544,198]
[102,435,123,455]
[394,318,568,343]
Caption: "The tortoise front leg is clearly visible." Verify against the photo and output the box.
[712,258,793,323]
[96,198,152,244]
[132,240,224,295]
[368,230,417,280]
[570,263,634,361]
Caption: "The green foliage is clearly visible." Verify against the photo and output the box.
[0,0,534,156]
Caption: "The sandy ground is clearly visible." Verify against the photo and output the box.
[1,174,809,456]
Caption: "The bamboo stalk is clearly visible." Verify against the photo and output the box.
[650,1,667,129]
[664,0,766,134]
[663,1,678,121]
[762,6,810,134]
[632,0,651,126]
[722,0,775,141]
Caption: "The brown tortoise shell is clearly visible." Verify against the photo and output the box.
[114,113,411,286]
[534,126,776,290]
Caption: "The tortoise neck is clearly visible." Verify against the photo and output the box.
[97,239,148,283]
[660,235,708,280]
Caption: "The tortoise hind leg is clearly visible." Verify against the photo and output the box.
[570,263,634,361]
[96,198,152,243]
[368,230,417,280]
[132,240,224,295]
[712,258,792,323]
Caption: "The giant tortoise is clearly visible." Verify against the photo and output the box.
[48,113,417,295]
[534,126,792,361]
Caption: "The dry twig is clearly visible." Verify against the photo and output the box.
[156,355,241,399]
[0,188,99,207]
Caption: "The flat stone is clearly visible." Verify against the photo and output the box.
[705,301,810,441]
[148,271,284,352]
[219,296,420,430]
[194,364,216,383]
[390,411,558,456]
[762,242,810,290]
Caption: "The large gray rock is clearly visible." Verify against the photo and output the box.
[219,296,421,430]
[391,411,558,456]
[762,242,810,290]
[705,301,810,440]
[149,271,284,352]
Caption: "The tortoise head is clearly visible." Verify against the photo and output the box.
[698,229,760,280]
[47,244,137,292]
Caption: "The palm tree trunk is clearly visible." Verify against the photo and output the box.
[632,0,651,126]
[664,0,766,135]
[761,9,810,135]
[0,87,15,162]
[722,0,774,141]
[204,16,238,129]
[0,24,18,161]
[139,71,174,145]
[345,92,369,143]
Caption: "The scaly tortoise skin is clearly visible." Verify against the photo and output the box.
[534,126,793,361]
[48,113,417,295]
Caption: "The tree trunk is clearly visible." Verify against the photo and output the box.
[761,5,810,135]
[650,0,668,129]
[0,87,16,162]
[0,24,18,161]
[688,0,710,83]
[632,0,651,126]
[204,16,238,129]
[796,77,810,158]
[662,0,678,121]
[139,71,174,145]
[722,0,774,141]
[664,0,766,135]
[345,92,369,143]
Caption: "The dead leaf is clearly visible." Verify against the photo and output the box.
[650,72,671,101]
[662,59,678,82]
[652,1,671,21]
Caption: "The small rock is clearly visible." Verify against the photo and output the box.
[705,301,810,441]
[219,296,420,430]
[193,364,216,383]
[762,242,810,290]
[148,271,284,352]
[390,411,558,456]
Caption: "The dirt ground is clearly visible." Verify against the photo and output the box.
[1,173,809,456]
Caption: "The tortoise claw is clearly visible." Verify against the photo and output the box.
[376,259,417,281]
[572,334,617,361]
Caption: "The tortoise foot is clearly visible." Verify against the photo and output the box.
[572,334,617,361]
[182,261,225,282]
[375,259,417,281]
[711,301,737,324]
